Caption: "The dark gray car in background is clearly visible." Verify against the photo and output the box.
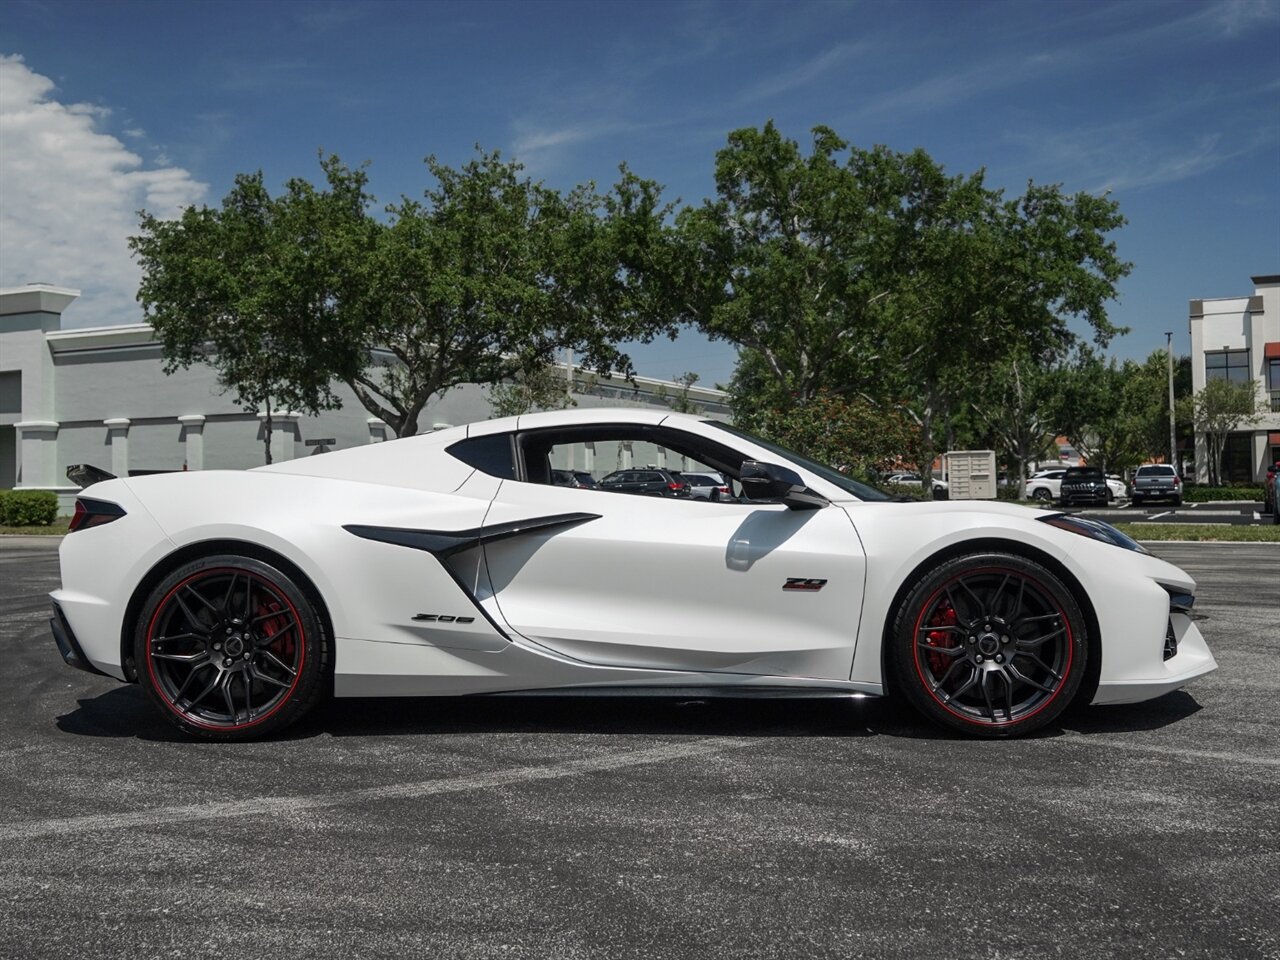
[1132,464,1182,506]
[1059,466,1110,506]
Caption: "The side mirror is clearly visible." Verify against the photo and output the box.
[739,461,827,511]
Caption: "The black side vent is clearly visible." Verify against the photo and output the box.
[1163,619,1179,661]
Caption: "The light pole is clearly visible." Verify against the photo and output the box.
[1165,331,1177,475]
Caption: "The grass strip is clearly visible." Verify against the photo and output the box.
[1113,522,1280,542]
[0,518,71,536]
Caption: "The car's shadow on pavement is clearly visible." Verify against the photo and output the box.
[54,684,1204,743]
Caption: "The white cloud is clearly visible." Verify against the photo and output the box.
[0,54,207,327]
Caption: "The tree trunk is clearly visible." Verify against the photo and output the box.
[263,392,274,466]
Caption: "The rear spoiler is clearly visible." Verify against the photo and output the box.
[67,464,117,489]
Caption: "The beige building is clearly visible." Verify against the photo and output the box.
[1188,273,1280,483]
[1,284,730,506]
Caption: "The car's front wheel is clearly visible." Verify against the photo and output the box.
[1031,488,1051,503]
[890,552,1087,738]
[134,555,328,740]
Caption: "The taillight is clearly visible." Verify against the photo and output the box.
[1173,476,1181,486]
[718,486,730,494]
[68,497,126,532]
[668,482,683,490]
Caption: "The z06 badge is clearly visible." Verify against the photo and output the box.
[783,578,827,592]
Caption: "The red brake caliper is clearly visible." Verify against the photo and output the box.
[255,600,295,663]
[924,601,958,676]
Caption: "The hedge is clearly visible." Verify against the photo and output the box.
[1182,485,1264,503]
[0,489,60,526]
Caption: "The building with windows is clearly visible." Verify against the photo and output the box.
[1,284,730,506]
[1188,273,1280,483]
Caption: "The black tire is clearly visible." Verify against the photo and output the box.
[134,554,328,740]
[889,552,1088,738]
[1132,495,1143,507]
[1032,488,1051,503]
[1172,497,1182,507]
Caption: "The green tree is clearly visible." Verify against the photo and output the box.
[132,161,369,463]
[339,152,677,437]
[674,123,1130,480]
[751,391,924,483]
[133,151,676,442]
[487,360,574,418]
[1178,378,1267,485]
[969,354,1059,484]
[657,371,702,414]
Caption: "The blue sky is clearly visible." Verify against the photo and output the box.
[2,0,1277,388]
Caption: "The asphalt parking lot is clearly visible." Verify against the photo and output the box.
[2,537,1278,960]
[1068,500,1268,527]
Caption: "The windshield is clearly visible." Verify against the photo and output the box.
[705,422,894,501]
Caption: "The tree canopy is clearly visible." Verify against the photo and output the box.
[677,122,1132,476]
[132,151,676,445]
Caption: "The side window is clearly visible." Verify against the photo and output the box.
[446,434,516,480]
[517,425,741,500]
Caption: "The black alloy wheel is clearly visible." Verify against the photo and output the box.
[890,552,1087,737]
[1032,488,1052,503]
[135,555,328,740]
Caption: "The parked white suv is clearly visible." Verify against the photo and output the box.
[1024,469,1066,502]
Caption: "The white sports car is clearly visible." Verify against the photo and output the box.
[50,408,1216,740]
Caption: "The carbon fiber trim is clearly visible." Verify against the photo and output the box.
[343,512,600,558]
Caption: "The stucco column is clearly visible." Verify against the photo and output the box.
[258,411,301,462]
[104,418,130,477]
[583,441,595,473]
[14,420,58,488]
[178,415,205,470]
[620,440,633,469]
[367,418,387,443]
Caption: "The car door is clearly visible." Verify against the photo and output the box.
[477,428,867,681]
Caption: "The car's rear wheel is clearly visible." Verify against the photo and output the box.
[890,552,1087,738]
[1132,495,1143,507]
[135,555,328,740]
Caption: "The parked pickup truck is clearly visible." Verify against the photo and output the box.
[1131,464,1182,506]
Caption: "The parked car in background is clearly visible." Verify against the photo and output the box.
[680,471,731,500]
[1059,467,1112,506]
[598,468,691,497]
[887,473,948,497]
[551,469,597,489]
[1105,475,1128,501]
[1024,469,1067,503]
[1131,464,1182,506]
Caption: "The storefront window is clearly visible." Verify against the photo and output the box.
[1206,349,1250,384]
[1222,433,1253,484]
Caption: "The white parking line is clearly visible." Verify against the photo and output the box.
[1148,511,1172,520]
[0,736,757,842]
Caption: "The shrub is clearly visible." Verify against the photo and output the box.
[0,489,60,526]
[882,483,931,501]
[1182,485,1264,503]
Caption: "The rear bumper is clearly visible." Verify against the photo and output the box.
[49,601,110,677]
